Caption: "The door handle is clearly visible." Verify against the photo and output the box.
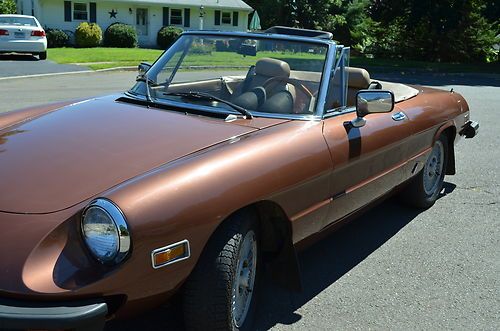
[392,111,407,121]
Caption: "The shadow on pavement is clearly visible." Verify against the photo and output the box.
[106,183,459,330]
[0,54,39,61]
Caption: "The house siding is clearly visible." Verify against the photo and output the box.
[21,0,251,47]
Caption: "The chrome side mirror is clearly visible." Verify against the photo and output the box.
[350,90,395,128]
[138,62,152,75]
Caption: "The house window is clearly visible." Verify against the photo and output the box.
[73,3,88,21]
[170,9,183,25]
[221,12,231,24]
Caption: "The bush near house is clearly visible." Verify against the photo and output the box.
[157,26,183,49]
[46,29,69,48]
[75,22,102,48]
[0,0,16,14]
[104,22,138,48]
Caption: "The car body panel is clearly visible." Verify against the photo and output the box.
[0,95,288,214]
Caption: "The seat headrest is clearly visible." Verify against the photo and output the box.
[346,67,371,89]
[255,58,290,78]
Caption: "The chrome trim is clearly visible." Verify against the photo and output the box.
[182,30,333,45]
[392,111,407,121]
[315,43,337,116]
[81,198,131,264]
[151,239,191,269]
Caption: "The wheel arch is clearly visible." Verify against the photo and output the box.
[434,123,456,175]
[203,200,302,292]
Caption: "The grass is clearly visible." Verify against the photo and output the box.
[48,47,500,73]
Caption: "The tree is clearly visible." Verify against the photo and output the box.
[0,0,16,14]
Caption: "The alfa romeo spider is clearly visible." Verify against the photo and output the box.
[0,27,478,330]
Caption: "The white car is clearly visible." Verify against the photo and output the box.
[0,14,47,60]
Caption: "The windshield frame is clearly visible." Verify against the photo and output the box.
[130,30,337,120]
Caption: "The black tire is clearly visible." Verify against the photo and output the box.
[183,211,260,331]
[401,134,448,209]
[39,51,47,60]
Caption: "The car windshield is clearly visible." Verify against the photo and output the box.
[130,34,328,117]
[0,16,37,26]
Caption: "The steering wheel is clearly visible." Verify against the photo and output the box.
[262,77,314,98]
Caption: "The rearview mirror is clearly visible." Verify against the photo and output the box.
[349,90,395,128]
[356,90,394,117]
[138,62,152,75]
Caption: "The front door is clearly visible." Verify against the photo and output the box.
[136,8,149,44]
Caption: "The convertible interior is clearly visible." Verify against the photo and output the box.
[163,57,419,115]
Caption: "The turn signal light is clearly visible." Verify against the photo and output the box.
[31,30,46,37]
[151,240,190,269]
[0,29,9,36]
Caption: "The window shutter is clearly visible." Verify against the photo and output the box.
[163,7,169,26]
[214,10,221,25]
[64,1,72,22]
[232,11,239,27]
[184,8,190,27]
[90,3,97,23]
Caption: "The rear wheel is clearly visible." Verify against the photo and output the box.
[39,51,47,60]
[401,134,448,208]
[183,212,259,331]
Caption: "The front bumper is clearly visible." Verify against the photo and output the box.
[0,297,107,331]
[460,120,479,139]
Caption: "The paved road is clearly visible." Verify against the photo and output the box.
[0,71,498,330]
[0,54,87,78]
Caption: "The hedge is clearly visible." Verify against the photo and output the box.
[104,22,138,48]
[157,26,183,49]
[75,22,102,48]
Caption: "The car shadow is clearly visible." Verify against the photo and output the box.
[105,184,455,331]
[0,53,39,61]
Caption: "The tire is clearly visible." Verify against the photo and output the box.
[39,51,47,60]
[183,212,260,331]
[401,134,448,209]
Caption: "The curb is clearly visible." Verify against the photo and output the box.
[0,66,137,81]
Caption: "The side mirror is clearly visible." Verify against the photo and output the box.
[138,62,152,75]
[350,90,395,128]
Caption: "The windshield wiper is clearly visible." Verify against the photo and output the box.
[163,91,253,119]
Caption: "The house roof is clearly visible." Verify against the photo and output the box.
[104,0,253,11]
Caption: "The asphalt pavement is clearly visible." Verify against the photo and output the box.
[0,70,498,330]
[0,54,87,78]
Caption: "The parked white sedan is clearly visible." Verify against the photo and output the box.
[0,14,47,60]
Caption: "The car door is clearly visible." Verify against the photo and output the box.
[321,105,414,227]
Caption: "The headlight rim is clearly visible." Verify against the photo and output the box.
[81,198,131,265]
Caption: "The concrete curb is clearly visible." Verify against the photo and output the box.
[0,66,137,81]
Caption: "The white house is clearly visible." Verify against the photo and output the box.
[16,0,253,46]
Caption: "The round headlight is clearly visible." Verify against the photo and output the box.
[81,199,131,264]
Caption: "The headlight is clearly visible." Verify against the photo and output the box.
[81,199,131,264]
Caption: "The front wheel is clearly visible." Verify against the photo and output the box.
[183,212,259,331]
[401,134,448,208]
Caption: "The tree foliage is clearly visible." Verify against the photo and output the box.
[246,0,499,63]
[0,0,16,14]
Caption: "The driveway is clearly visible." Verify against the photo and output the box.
[0,54,88,78]
[0,71,498,330]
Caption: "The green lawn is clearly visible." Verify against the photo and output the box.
[47,47,499,73]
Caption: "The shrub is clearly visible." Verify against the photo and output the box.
[157,26,183,49]
[46,29,69,48]
[104,22,138,48]
[190,43,213,55]
[75,22,102,48]
[0,0,16,14]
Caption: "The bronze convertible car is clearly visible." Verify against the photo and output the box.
[0,27,478,330]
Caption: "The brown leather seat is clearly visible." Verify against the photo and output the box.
[326,67,371,109]
[232,58,296,112]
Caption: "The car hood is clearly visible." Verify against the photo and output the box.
[0,95,287,214]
